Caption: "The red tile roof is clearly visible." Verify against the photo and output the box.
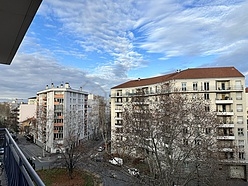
[112,67,244,89]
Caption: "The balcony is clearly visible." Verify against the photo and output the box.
[217,136,235,140]
[218,124,234,128]
[54,123,63,127]
[216,85,243,91]
[215,98,233,104]
[0,128,44,185]
[217,110,234,116]
[54,94,64,99]
[114,116,122,120]
[115,108,123,112]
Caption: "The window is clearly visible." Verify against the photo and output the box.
[183,139,188,145]
[236,93,242,100]
[235,80,242,90]
[237,104,243,112]
[238,140,245,148]
[195,139,201,145]
[182,82,187,91]
[116,127,123,133]
[204,93,209,100]
[150,87,153,94]
[54,133,63,139]
[116,90,122,96]
[204,82,209,90]
[193,82,198,91]
[205,128,211,134]
[155,86,158,93]
[205,106,210,112]
[183,127,188,134]
[238,128,244,136]
[237,116,243,124]
[239,152,245,160]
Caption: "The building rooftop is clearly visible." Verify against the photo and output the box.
[112,67,244,89]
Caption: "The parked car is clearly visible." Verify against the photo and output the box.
[90,153,103,162]
[0,147,4,155]
[128,168,140,177]
[97,146,104,152]
[25,134,33,142]
[109,157,123,166]
[110,172,117,178]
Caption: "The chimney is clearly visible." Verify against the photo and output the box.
[46,85,49,89]
[65,82,70,89]
[51,83,54,88]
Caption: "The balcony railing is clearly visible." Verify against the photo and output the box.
[217,135,235,140]
[0,128,45,186]
[215,99,233,104]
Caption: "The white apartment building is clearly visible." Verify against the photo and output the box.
[87,94,103,139]
[18,97,37,134]
[111,67,247,162]
[36,82,88,153]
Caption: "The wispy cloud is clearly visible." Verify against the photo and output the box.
[1,0,248,99]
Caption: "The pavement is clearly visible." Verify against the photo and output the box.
[17,135,58,162]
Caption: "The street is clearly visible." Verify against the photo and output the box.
[17,135,142,186]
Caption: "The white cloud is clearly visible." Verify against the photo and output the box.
[2,0,248,100]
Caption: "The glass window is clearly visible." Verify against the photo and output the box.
[235,80,242,90]
[205,106,210,112]
[204,82,209,90]
[237,104,243,112]
[238,140,245,148]
[182,82,186,91]
[238,128,244,136]
[239,152,245,160]
[236,93,242,100]
[204,93,209,100]
[193,82,198,91]
[237,116,243,124]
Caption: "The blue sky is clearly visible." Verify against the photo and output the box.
[1,0,248,100]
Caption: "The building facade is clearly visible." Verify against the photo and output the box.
[36,82,88,153]
[111,67,248,162]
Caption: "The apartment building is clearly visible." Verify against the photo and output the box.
[18,97,37,134]
[111,67,247,162]
[36,82,88,153]
[87,94,103,140]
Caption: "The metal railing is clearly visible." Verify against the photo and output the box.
[0,128,45,186]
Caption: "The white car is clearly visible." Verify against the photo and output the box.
[97,146,104,152]
[128,168,140,177]
[109,157,123,166]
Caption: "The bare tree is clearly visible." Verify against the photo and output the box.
[54,109,87,179]
[88,95,110,150]
[115,83,230,186]
[99,97,111,152]
[0,102,10,128]
[35,104,53,157]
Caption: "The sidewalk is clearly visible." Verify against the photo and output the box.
[0,160,7,186]
[18,136,57,163]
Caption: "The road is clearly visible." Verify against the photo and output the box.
[17,135,142,186]
[16,136,56,170]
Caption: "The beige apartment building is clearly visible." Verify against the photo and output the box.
[111,67,247,162]
[36,82,88,153]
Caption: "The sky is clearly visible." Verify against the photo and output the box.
[1,0,248,101]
